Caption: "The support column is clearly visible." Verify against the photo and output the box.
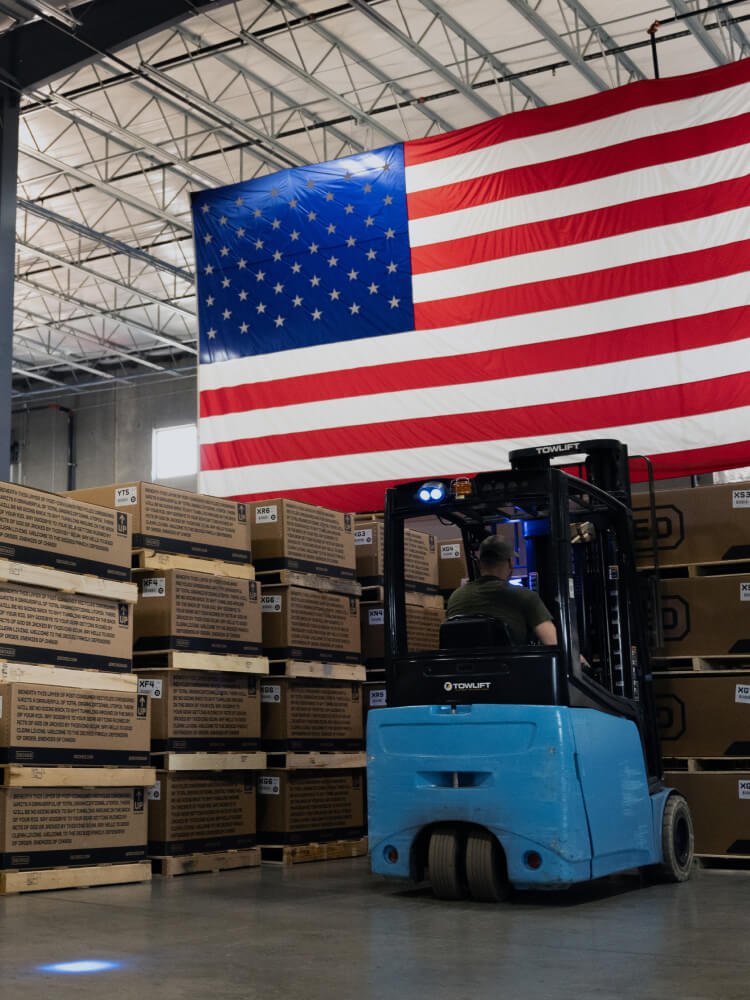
[0,85,19,481]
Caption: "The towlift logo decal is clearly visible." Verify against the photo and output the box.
[443,681,492,692]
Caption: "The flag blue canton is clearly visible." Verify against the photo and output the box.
[192,144,413,364]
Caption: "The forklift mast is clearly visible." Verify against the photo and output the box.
[382,439,663,782]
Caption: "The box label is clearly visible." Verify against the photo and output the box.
[148,780,161,801]
[261,684,281,704]
[262,595,282,613]
[739,779,750,800]
[732,489,750,509]
[369,688,387,707]
[141,577,166,598]
[259,775,280,795]
[138,677,163,700]
[355,528,373,546]
[115,486,138,507]
[255,505,278,524]
[0,694,3,719]
[368,608,384,626]
[440,543,461,560]
[740,582,750,602]
[736,684,750,704]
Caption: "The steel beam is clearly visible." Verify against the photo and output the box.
[416,0,546,108]
[0,86,18,479]
[18,198,194,283]
[13,330,117,380]
[273,0,453,134]
[12,364,65,386]
[665,0,727,65]
[504,0,610,92]
[561,0,647,82]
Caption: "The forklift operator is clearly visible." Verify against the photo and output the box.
[446,535,557,646]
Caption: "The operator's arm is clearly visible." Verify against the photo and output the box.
[534,620,557,645]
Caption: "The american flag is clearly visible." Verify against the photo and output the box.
[195,58,750,512]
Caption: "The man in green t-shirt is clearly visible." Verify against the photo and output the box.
[446,535,557,646]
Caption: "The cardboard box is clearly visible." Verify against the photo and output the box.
[355,521,439,595]
[67,482,251,564]
[437,538,468,593]
[251,499,355,581]
[634,484,750,567]
[261,586,360,663]
[665,772,750,855]
[0,786,147,870]
[655,673,750,757]
[0,682,149,765]
[148,771,256,855]
[0,581,132,672]
[260,678,363,751]
[0,481,131,581]
[360,601,444,662]
[137,670,260,753]
[655,575,750,658]
[256,768,365,845]
[133,570,262,655]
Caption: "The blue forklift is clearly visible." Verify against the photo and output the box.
[367,439,694,899]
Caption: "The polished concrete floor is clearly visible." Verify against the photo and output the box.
[2,859,749,999]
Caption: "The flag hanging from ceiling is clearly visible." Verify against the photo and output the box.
[195,58,750,512]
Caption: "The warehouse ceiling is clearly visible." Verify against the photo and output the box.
[9,0,750,397]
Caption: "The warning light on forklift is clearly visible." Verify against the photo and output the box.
[524,851,542,870]
[384,846,399,864]
[417,481,445,503]
[451,477,472,499]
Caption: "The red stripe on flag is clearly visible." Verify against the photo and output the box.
[200,371,750,471]
[199,305,750,419]
[404,59,750,167]
[412,175,750,275]
[413,238,750,330]
[406,112,750,221]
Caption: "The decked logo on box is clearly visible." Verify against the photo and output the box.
[344,513,352,532]
[248,580,258,602]
[118,602,130,627]
[137,693,148,718]
[117,511,128,536]
[115,486,138,507]
[133,788,145,812]
[429,535,435,551]
[237,502,247,523]
[349,597,357,615]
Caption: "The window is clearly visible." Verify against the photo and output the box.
[152,423,198,480]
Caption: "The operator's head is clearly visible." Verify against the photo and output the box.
[478,535,514,580]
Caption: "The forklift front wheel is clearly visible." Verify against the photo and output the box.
[465,829,510,902]
[428,825,467,900]
[653,793,694,883]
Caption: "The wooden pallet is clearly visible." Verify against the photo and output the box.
[151,846,261,877]
[265,750,366,770]
[269,659,366,682]
[132,549,255,580]
[359,585,444,610]
[152,751,267,772]
[0,661,138,691]
[132,650,269,675]
[639,559,750,578]
[0,765,157,787]
[261,836,368,866]
[0,558,137,603]
[354,512,383,522]
[695,854,750,873]
[256,568,362,597]
[665,759,750,773]
[0,861,152,895]
[652,656,750,673]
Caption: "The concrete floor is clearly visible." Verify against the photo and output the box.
[2,860,749,1000]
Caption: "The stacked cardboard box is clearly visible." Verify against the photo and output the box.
[250,499,366,856]
[68,481,266,870]
[0,482,153,892]
[641,483,750,861]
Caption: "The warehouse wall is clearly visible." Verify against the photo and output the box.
[10,371,198,494]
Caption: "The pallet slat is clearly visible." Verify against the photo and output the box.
[0,558,137,603]
[1,766,157,787]
[132,549,255,580]
[151,847,261,876]
[0,661,137,691]
[269,660,366,682]
[256,568,362,597]
[0,861,152,895]
[652,656,750,673]
[132,651,269,674]
[261,836,368,866]
[152,752,266,772]
[359,585,444,610]
[265,751,367,770]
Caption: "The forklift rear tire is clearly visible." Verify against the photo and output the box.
[428,825,467,900]
[465,830,509,902]
[654,793,694,882]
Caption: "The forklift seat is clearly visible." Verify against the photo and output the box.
[439,615,513,650]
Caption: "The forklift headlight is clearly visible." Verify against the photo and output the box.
[417,481,445,503]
